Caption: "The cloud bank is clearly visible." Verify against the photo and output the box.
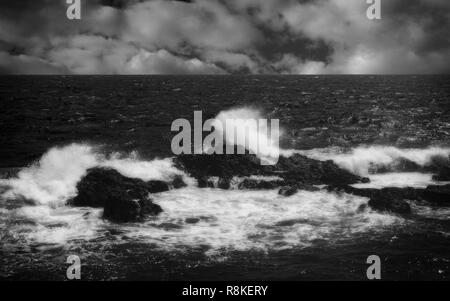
[0,0,449,74]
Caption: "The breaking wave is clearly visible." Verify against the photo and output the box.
[0,143,187,206]
[295,145,450,176]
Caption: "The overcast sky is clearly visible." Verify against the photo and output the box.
[0,0,449,74]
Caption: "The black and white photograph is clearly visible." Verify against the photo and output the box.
[0,0,449,286]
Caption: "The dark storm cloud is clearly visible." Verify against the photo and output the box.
[0,0,448,74]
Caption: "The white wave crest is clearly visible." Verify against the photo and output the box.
[0,143,187,205]
[296,146,450,176]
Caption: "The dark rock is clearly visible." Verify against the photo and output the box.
[198,176,230,189]
[370,158,422,174]
[69,168,164,222]
[218,177,231,189]
[171,175,187,189]
[103,195,162,223]
[361,177,370,183]
[154,222,182,230]
[278,183,319,196]
[146,180,170,193]
[275,218,322,227]
[185,217,200,224]
[70,168,169,207]
[174,153,364,188]
[296,183,320,192]
[278,186,298,197]
[326,185,411,214]
[432,166,450,181]
[276,155,363,185]
[368,195,411,214]
[0,168,21,179]
[428,155,450,181]
[175,154,259,179]
[344,184,449,207]
[421,184,450,206]
[239,178,284,189]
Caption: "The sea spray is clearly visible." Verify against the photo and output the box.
[171,107,281,165]
[0,143,188,205]
[294,146,450,176]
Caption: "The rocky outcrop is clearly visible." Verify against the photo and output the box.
[327,184,450,214]
[367,194,411,214]
[197,176,230,189]
[238,178,285,190]
[278,183,320,197]
[429,155,450,181]
[171,175,187,189]
[174,153,365,189]
[69,168,165,222]
[278,186,298,197]
[432,166,450,181]
[327,185,412,214]
[421,184,450,206]
[103,194,162,223]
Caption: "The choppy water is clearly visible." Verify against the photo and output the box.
[0,75,449,280]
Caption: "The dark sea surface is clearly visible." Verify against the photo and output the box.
[0,75,450,280]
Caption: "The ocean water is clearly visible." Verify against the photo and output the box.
[0,75,449,280]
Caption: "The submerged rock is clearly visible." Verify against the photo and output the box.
[198,176,230,189]
[103,194,162,223]
[278,186,298,197]
[421,184,450,206]
[69,168,165,222]
[278,183,319,197]
[367,195,411,214]
[432,166,450,181]
[327,185,412,214]
[0,168,21,179]
[429,155,450,181]
[171,175,187,189]
[238,178,284,190]
[327,184,450,214]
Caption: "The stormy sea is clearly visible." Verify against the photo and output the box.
[0,75,449,281]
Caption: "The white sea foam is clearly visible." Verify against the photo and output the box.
[0,186,402,251]
[0,144,99,206]
[12,206,103,245]
[0,143,189,205]
[410,203,450,220]
[294,146,450,176]
[125,187,401,254]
